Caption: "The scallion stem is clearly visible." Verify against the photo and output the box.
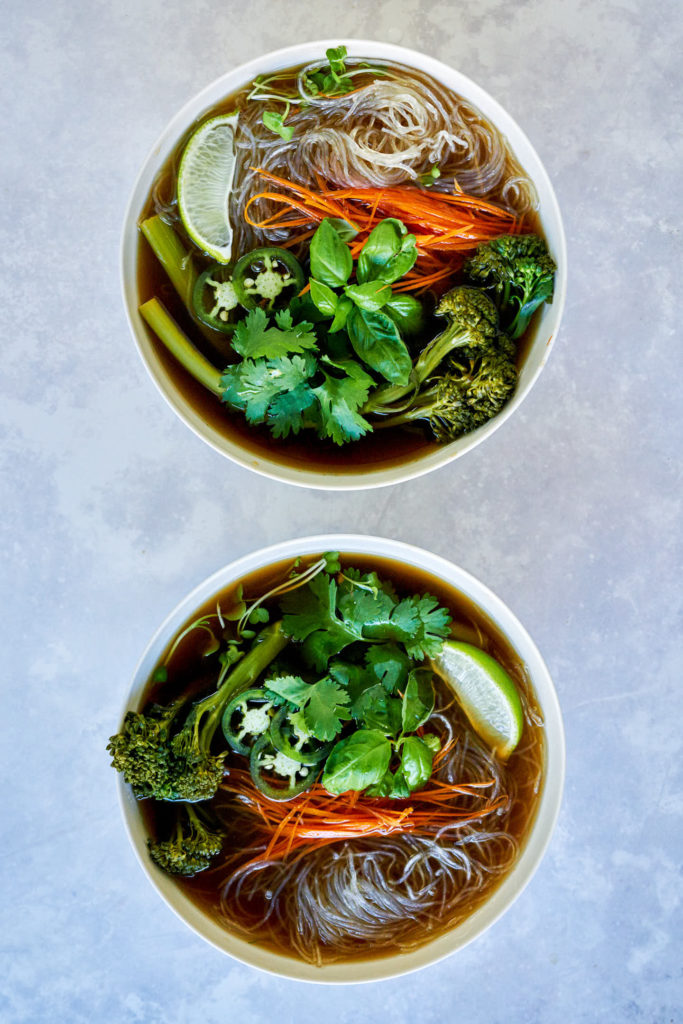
[139,298,223,397]
[141,215,197,309]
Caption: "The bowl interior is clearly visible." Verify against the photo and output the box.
[117,534,565,983]
[121,40,567,490]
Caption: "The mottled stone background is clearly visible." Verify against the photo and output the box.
[1,0,681,1020]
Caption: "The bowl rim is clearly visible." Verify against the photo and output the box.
[115,533,566,983]
[120,39,568,491]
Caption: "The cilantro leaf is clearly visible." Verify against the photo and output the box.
[337,583,396,633]
[312,359,373,445]
[401,595,452,659]
[267,384,317,439]
[221,353,316,429]
[303,678,351,741]
[232,307,318,359]
[281,573,361,669]
[365,643,412,693]
[264,671,350,742]
[364,594,452,658]
[282,571,452,670]
[264,674,312,706]
[328,660,374,703]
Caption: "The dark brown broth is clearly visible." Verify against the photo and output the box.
[138,553,545,962]
[136,61,543,473]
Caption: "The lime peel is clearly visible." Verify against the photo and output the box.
[178,113,239,263]
[430,640,523,759]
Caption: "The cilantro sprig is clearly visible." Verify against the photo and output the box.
[221,345,373,444]
[280,567,452,671]
[230,308,317,360]
[265,674,351,742]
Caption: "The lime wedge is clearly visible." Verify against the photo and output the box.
[178,113,239,263]
[430,640,523,759]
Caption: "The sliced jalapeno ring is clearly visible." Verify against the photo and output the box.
[221,687,276,755]
[270,707,332,766]
[249,733,316,801]
[232,247,305,311]
[192,262,240,333]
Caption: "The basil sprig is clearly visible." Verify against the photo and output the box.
[307,217,422,385]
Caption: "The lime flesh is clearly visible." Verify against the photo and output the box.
[430,640,523,759]
[178,113,239,263]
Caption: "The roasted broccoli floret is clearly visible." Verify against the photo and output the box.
[464,233,556,339]
[364,287,500,415]
[375,345,517,442]
[148,802,224,876]
[107,700,185,800]
[412,286,499,381]
[107,622,287,803]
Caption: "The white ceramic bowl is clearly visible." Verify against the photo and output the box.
[121,40,567,490]
[116,534,565,983]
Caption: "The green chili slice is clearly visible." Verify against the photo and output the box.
[221,688,277,755]
[249,733,315,801]
[269,707,332,765]
[192,262,239,333]
[232,247,305,310]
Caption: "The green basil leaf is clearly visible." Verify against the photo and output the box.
[401,668,435,733]
[347,307,412,385]
[344,280,392,312]
[400,735,434,790]
[383,294,424,335]
[288,292,330,324]
[329,294,353,333]
[321,728,392,794]
[357,218,418,285]
[367,769,412,799]
[310,218,353,287]
[326,217,359,242]
[389,769,412,799]
[309,278,339,318]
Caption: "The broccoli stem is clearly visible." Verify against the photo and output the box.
[183,621,288,754]
[363,323,462,414]
[139,298,223,397]
[203,620,288,731]
[412,324,466,383]
[141,215,197,310]
[372,388,439,428]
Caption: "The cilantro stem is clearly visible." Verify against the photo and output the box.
[236,556,329,638]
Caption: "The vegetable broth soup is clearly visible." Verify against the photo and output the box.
[111,553,545,965]
[136,48,556,473]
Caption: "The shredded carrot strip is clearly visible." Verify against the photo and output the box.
[220,768,505,871]
[243,168,525,294]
